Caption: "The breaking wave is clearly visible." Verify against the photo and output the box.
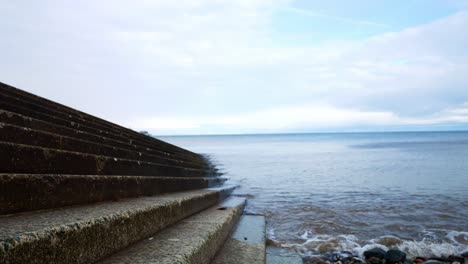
[268,230,468,260]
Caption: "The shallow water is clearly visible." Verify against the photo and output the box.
[160,132,468,258]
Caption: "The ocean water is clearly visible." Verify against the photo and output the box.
[159,132,468,259]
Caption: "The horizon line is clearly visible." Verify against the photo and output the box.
[152,129,468,137]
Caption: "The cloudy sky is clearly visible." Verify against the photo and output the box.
[2,0,468,135]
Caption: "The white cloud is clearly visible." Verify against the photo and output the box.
[284,7,388,27]
[1,1,468,134]
[130,102,468,134]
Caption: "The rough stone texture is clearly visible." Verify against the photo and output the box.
[0,186,235,264]
[0,85,202,162]
[0,81,236,264]
[0,174,227,214]
[0,141,209,177]
[0,98,153,151]
[212,215,266,264]
[0,110,208,168]
[266,246,303,264]
[0,122,207,169]
[99,197,246,264]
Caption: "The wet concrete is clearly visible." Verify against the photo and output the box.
[0,82,201,161]
[0,186,235,264]
[0,173,227,214]
[0,110,208,168]
[0,141,208,177]
[0,81,239,263]
[99,197,246,264]
[0,122,208,170]
[0,99,202,163]
[213,215,266,264]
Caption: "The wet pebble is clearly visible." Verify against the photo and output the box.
[385,249,407,264]
[303,256,329,264]
[425,256,465,264]
[325,251,362,264]
[304,249,465,264]
[364,247,386,264]
[413,257,426,264]
[448,255,465,264]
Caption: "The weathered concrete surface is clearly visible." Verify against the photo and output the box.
[0,186,235,264]
[0,110,208,168]
[0,141,212,177]
[99,197,246,264]
[0,88,202,162]
[0,174,227,214]
[0,99,147,150]
[212,215,266,264]
[0,82,200,160]
[0,93,198,158]
[0,81,237,264]
[0,122,208,170]
[267,246,303,264]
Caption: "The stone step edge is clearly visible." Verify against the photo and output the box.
[0,95,201,162]
[0,141,210,177]
[99,196,246,264]
[0,82,200,159]
[0,110,208,168]
[212,214,266,264]
[0,101,203,163]
[0,173,229,215]
[0,122,207,170]
[0,185,235,264]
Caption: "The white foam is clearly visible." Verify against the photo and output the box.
[396,239,462,258]
[267,228,277,240]
[447,230,468,244]
[277,231,468,259]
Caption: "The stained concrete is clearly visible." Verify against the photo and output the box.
[0,86,202,161]
[0,186,234,264]
[0,174,227,214]
[266,246,303,264]
[0,122,207,169]
[0,81,238,264]
[99,197,246,264]
[212,215,266,264]
[0,91,196,156]
[0,141,210,177]
[0,110,207,168]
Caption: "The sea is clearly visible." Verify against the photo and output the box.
[159,131,468,259]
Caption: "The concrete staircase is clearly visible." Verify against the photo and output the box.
[0,82,266,263]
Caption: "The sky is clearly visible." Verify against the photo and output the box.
[1,0,468,135]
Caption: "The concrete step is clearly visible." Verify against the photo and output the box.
[212,214,266,264]
[0,110,209,168]
[0,92,121,138]
[99,197,246,264]
[0,122,207,170]
[0,99,203,163]
[0,82,92,121]
[0,141,209,177]
[0,186,235,264]
[0,173,227,214]
[266,247,303,264]
[0,86,202,161]
[0,100,139,149]
[0,88,201,158]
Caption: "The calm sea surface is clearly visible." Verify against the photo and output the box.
[159,132,468,258]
